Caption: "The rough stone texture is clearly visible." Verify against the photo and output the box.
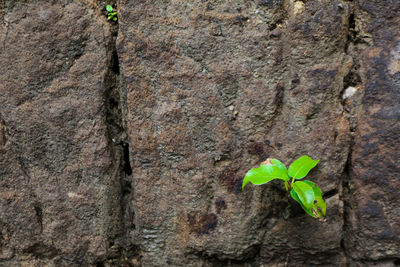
[0,1,125,266]
[346,0,400,264]
[117,0,351,266]
[0,0,399,266]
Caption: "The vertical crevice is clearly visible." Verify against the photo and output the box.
[344,13,356,53]
[340,1,369,263]
[112,50,120,75]
[340,4,355,264]
[340,144,352,265]
[101,2,139,264]
[0,115,7,147]
[122,142,132,176]
[101,0,134,260]
[34,204,43,233]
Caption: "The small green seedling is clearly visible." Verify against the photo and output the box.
[106,5,118,21]
[242,156,327,221]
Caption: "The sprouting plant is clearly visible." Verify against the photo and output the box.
[242,156,327,221]
[106,5,117,22]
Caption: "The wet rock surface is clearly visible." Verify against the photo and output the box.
[0,0,399,266]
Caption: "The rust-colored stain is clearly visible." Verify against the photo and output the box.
[218,168,242,194]
[247,141,268,161]
[215,197,227,214]
[247,142,265,156]
[188,212,218,235]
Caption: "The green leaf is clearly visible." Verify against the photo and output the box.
[270,158,287,173]
[306,181,323,197]
[303,180,315,187]
[292,179,327,220]
[313,186,323,198]
[290,188,301,205]
[312,196,326,218]
[288,155,319,180]
[290,189,315,218]
[293,181,315,209]
[106,5,113,12]
[107,16,111,20]
[242,164,289,190]
[297,181,326,219]
[113,17,117,21]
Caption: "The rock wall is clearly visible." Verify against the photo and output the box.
[0,0,399,266]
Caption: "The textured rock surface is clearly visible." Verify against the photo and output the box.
[345,0,400,264]
[117,0,351,266]
[0,1,125,266]
[0,0,399,266]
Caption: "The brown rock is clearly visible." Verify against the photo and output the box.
[0,1,123,265]
[0,0,398,266]
[346,0,400,262]
[118,0,351,265]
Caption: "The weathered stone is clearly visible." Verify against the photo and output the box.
[0,0,398,266]
[0,1,123,266]
[118,0,351,265]
[346,0,400,262]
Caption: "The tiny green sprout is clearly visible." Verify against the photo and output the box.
[242,156,327,221]
[106,5,118,22]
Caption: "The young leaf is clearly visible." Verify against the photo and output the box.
[113,17,117,21]
[293,181,315,209]
[290,188,301,204]
[290,189,316,218]
[313,185,323,198]
[303,180,315,187]
[106,5,113,12]
[312,196,326,218]
[270,158,287,173]
[288,155,319,180]
[299,180,326,219]
[242,164,289,190]
[304,180,323,198]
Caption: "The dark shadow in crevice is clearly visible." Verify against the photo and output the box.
[122,142,132,176]
[344,12,356,53]
[324,189,339,199]
[339,137,353,262]
[34,204,43,233]
[112,50,120,75]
